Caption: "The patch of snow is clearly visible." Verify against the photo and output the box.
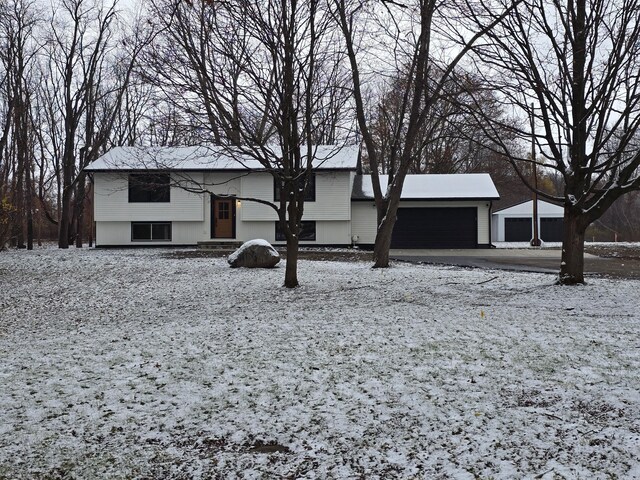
[494,241,640,250]
[494,242,561,249]
[356,174,500,200]
[228,239,278,263]
[0,248,638,478]
[85,145,360,172]
[585,241,640,248]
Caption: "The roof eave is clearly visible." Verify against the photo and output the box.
[352,196,501,201]
[85,166,358,173]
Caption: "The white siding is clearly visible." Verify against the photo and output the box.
[350,200,492,246]
[308,172,351,220]
[94,172,205,222]
[493,215,510,242]
[313,221,351,245]
[351,202,377,245]
[203,172,242,197]
[240,171,352,221]
[239,174,275,221]
[477,203,490,245]
[236,221,275,242]
[96,221,209,246]
[492,214,501,242]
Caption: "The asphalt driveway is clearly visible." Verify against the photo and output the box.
[390,248,640,280]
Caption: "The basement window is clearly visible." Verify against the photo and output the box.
[131,222,172,241]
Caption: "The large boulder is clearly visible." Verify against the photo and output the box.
[228,239,280,268]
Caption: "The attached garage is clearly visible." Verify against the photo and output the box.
[492,199,564,243]
[351,174,500,249]
[391,207,477,248]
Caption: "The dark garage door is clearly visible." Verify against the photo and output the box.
[391,207,477,248]
[541,217,563,242]
[505,217,532,242]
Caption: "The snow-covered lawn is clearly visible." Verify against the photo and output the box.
[494,241,640,251]
[1,248,639,479]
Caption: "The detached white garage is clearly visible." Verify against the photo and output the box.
[492,199,564,242]
[351,174,500,248]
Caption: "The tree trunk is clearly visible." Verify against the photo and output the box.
[58,185,72,249]
[373,215,395,267]
[58,142,74,249]
[284,235,299,288]
[75,173,85,248]
[14,165,25,248]
[26,201,33,250]
[372,187,402,268]
[26,163,34,250]
[558,207,587,285]
[37,207,42,247]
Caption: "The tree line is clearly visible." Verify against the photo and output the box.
[1,0,639,286]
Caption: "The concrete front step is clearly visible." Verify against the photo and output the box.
[197,241,243,250]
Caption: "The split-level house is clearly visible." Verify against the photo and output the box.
[84,145,500,248]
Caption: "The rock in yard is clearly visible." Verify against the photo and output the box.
[228,239,280,268]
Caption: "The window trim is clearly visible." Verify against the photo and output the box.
[131,222,172,242]
[275,220,316,242]
[128,173,171,203]
[274,173,316,202]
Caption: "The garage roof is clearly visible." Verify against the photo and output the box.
[85,145,360,172]
[493,199,564,215]
[352,174,500,200]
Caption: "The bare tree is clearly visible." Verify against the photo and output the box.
[592,191,640,241]
[332,0,519,267]
[366,66,513,175]
[38,0,151,248]
[146,0,352,287]
[0,0,40,249]
[464,0,640,284]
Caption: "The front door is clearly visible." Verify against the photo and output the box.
[212,198,235,238]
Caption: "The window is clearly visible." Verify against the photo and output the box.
[274,173,316,202]
[128,174,170,203]
[131,222,172,241]
[218,201,230,219]
[275,221,316,241]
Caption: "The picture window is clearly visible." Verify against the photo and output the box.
[128,174,170,203]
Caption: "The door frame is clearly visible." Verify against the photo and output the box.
[211,196,236,239]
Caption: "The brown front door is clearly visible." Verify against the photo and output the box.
[212,198,235,238]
